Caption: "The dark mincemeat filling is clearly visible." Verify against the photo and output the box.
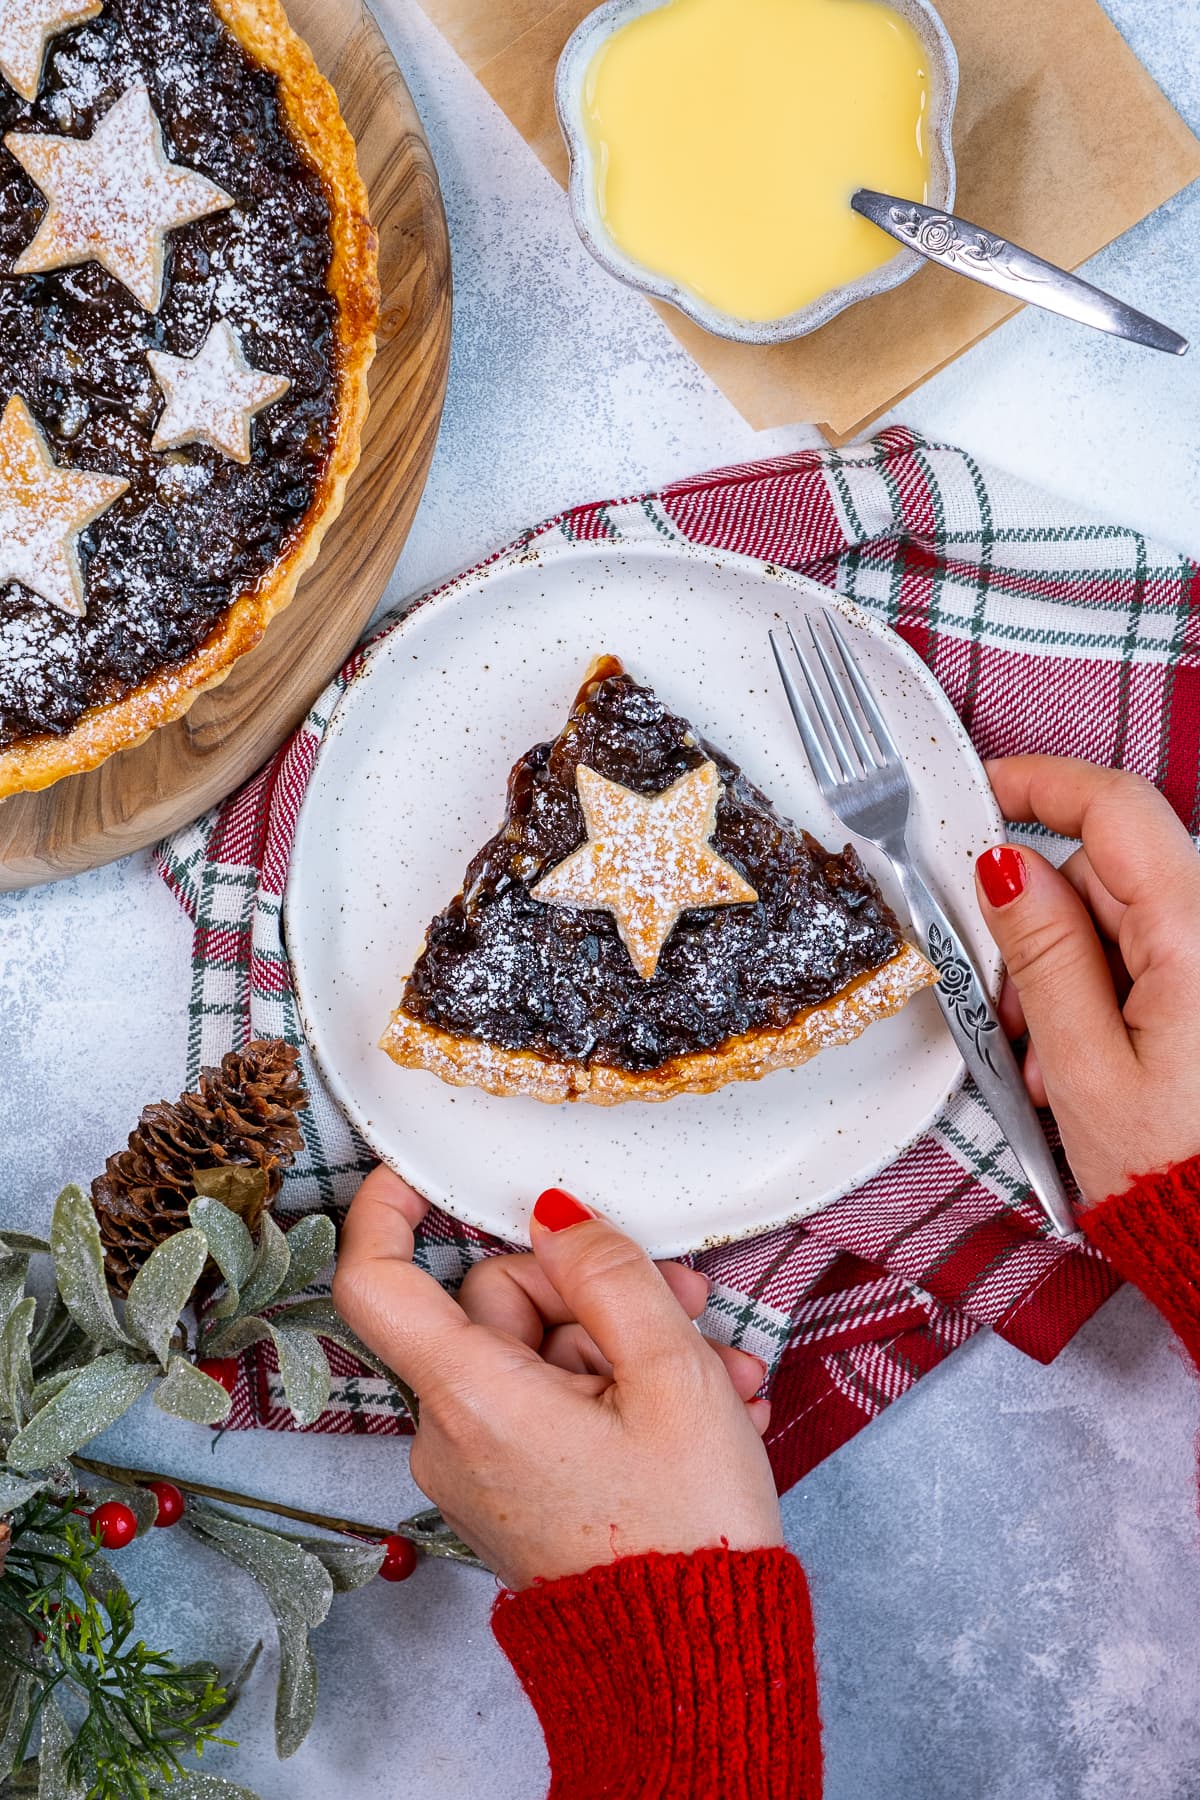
[0,0,337,747]
[401,670,906,1071]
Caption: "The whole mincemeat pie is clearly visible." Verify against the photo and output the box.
[0,0,379,796]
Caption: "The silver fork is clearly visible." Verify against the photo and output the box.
[770,610,1076,1239]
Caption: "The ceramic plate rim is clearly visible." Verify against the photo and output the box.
[284,534,1003,1256]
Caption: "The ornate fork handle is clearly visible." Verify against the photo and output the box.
[891,857,1078,1238]
[924,918,1002,1072]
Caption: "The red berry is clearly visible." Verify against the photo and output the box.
[195,1357,240,1395]
[145,1481,185,1527]
[89,1501,138,1550]
[378,1534,419,1582]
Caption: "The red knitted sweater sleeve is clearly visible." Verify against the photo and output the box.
[1078,1152,1200,1368]
[490,1156,1200,1799]
[491,1545,822,1799]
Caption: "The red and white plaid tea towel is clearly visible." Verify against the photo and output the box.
[158,426,1200,1494]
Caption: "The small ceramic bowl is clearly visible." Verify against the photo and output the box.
[555,0,959,344]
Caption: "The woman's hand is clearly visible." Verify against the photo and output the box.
[976,756,1200,1206]
[333,1175,782,1588]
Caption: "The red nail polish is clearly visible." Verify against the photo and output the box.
[534,1188,593,1232]
[977,845,1028,908]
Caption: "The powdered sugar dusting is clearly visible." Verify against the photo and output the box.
[8,81,232,312]
[532,760,757,978]
[0,0,339,748]
[0,394,127,616]
[149,317,290,463]
[0,0,102,103]
[384,943,935,1104]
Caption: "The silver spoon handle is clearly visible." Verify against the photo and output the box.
[851,189,1188,356]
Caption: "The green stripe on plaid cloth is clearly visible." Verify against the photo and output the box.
[158,426,1199,1493]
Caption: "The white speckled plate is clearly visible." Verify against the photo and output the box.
[284,536,1002,1257]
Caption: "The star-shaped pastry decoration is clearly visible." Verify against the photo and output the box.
[531,760,758,980]
[0,393,128,618]
[0,0,102,101]
[148,319,291,464]
[5,82,233,312]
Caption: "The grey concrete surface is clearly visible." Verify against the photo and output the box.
[2,0,1199,1793]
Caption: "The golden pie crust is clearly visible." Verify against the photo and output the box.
[381,940,936,1105]
[0,0,380,799]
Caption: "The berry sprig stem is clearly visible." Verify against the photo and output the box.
[71,1455,484,1566]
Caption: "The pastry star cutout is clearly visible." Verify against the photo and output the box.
[5,82,233,312]
[531,760,758,980]
[0,0,102,102]
[0,394,128,618]
[149,319,291,463]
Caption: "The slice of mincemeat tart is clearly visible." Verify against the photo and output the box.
[380,656,936,1105]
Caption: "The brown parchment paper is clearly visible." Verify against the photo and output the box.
[413,0,1200,439]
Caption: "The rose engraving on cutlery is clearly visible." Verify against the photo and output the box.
[852,189,1188,354]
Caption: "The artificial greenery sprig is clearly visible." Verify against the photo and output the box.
[0,1183,458,1796]
[0,1492,250,1800]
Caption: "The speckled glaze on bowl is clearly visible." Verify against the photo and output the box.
[555,0,959,344]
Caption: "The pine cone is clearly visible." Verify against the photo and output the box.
[90,1040,308,1296]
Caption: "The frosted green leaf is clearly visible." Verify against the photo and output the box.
[0,1235,48,1258]
[265,1322,330,1427]
[272,1215,335,1303]
[235,1216,290,1318]
[181,1508,328,1756]
[208,1286,241,1324]
[124,1228,208,1367]
[0,1763,40,1797]
[154,1357,233,1426]
[0,1260,30,1346]
[0,1473,47,1517]
[168,1777,261,1800]
[0,1299,36,1427]
[29,1297,80,1373]
[397,1506,484,1567]
[28,1362,90,1414]
[183,1508,333,1628]
[198,1315,268,1360]
[277,1298,400,1380]
[11,1534,59,1558]
[49,1189,131,1353]
[0,1667,23,1777]
[199,1315,329,1427]
[0,1676,31,1784]
[274,1622,318,1760]
[35,1694,79,1800]
[202,1642,262,1729]
[277,1298,417,1421]
[282,1535,384,1592]
[188,1197,254,1296]
[6,1354,155,1472]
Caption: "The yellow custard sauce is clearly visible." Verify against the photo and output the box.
[582,0,932,322]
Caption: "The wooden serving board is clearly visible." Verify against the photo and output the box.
[0,0,452,891]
